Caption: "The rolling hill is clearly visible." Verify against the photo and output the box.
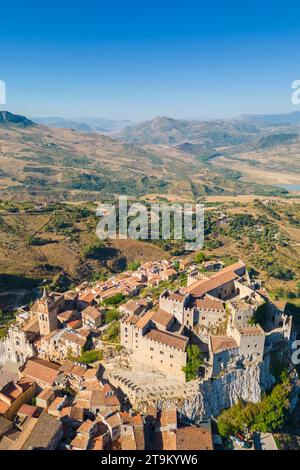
[0,111,297,202]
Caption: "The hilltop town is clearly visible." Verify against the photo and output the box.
[0,255,297,450]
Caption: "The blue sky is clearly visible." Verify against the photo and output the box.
[1,0,300,120]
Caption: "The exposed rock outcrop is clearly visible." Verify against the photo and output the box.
[139,356,276,422]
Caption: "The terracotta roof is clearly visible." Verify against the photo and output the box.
[21,412,62,450]
[120,412,143,426]
[57,310,77,322]
[120,301,142,314]
[71,434,89,450]
[79,292,95,303]
[0,380,31,402]
[195,296,226,311]
[152,309,174,328]
[82,306,102,320]
[145,330,187,351]
[18,404,38,417]
[22,359,60,386]
[238,325,264,336]
[60,331,86,347]
[36,388,54,401]
[210,335,238,353]
[77,419,95,434]
[66,319,82,330]
[176,425,213,450]
[168,291,185,302]
[123,315,140,325]
[104,412,121,429]
[186,261,245,297]
[89,436,104,450]
[186,271,237,297]
[120,435,136,450]
[135,310,155,329]
[60,406,84,421]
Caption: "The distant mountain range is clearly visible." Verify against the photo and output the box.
[1,110,299,201]
[114,115,264,147]
[240,111,300,124]
[32,116,134,132]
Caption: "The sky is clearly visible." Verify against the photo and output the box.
[1,0,300,121]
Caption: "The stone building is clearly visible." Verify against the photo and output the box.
[29,289,65,336]
[3,324,37,366]
[121,310,188,382]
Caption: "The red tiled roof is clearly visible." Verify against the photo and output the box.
[186,261,245,297]
[176,425,213,450]
[210,335,238,353]
[22,359,60,386]
[145,330,187,351]
[152,309,174,328]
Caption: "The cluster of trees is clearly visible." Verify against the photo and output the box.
[78,349,103,364]
[0,308,14,324]
[103,309,120,324]
[194,251,206,264]
[103,293,125,306]
[217,372,292,437]
[127,261,141,271]
[267,263,295,281]
[272,284,300,300]
[182,344,204,382]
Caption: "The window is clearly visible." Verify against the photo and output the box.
[238,315,241,320]
[160,351,164,355]
[170,354,174,359]
[150,347,154,351]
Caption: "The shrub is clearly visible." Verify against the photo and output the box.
[182,344,204,382]
[217,373,292,437]
[79,349,103,364]
[128,261,141,271]
[103,293,125,306]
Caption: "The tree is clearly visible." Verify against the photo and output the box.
[173,260,180,271]
[79,349,103,364]
[217,373,292,437]
[182,344,204,381]
[128,261,141,271]
[103,309,120,324]
[81,240,104,260]
[195,252,206,264]
[103,293,125,306]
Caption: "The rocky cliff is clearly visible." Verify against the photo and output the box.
[143,356,276,422]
